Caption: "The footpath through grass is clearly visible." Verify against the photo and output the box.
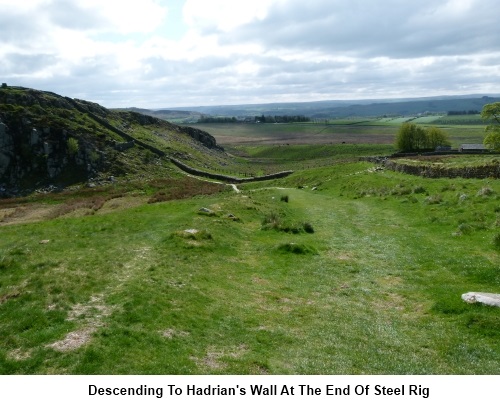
[0,162,499,374]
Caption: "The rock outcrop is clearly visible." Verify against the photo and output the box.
[0,85,227,196]
[178,126,222,151]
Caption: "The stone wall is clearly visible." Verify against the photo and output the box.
[170,157,293,184]
[363,156,500,179]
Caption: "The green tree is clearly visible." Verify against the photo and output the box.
[395,123,427,152]
[481,102,500,151]
[396,123,450,152]
[426,126,450,149]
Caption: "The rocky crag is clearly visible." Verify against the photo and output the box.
[0,86,224,196]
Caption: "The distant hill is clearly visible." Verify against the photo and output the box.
[114,107,203,124]
[160,95,500,119]
[0,86,226,196]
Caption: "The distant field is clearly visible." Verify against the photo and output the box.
[191,122,398,146]
[433,114,486,125]
[191,118,487,149]
[412,115,444,124]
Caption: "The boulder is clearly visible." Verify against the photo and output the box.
[199,207,215,215]
[461,292,500,308]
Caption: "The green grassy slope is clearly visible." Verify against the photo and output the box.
[1,162,498,374]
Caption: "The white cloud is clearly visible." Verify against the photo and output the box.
[0,0,49,9]
[183,0,278,32]
[0,0,499,107]
[75,0,168,34]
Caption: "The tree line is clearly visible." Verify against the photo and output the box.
[255,115,311,123]
[197,116,238,123]
[447,110,480,115]
[197,115,311,124]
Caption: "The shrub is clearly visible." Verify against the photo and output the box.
[67,137,79,156]
[280,195,289,203]
[262,212,282,230]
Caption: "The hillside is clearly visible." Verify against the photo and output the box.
[161,95,500,119]
[113,107,203,124]
[0,86,229,196]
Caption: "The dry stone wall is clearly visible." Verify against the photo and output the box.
[364,156,500,179]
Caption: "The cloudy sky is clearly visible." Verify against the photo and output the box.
[1,0,499,108]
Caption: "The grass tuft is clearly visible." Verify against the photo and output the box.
[425,194,443,204]
[276,242,318,255]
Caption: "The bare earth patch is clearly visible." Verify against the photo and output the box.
[7,348,32,361]
[46,328,95,352]
[46,294,115,352]
[372,293,406,311]
[0,196,147,226]
[67,294,114,322]
[161,328,190,339]
[98,196,148,214]
[192,344,248,371]
[0,204,58,226]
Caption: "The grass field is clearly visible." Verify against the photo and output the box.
[1,152,499,374]
[190,122,399,146]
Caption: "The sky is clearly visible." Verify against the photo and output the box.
[1,0,499,108]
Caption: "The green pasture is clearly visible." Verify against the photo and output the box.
[237,144,394,161]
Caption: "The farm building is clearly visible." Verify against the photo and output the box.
[459,144,489,153]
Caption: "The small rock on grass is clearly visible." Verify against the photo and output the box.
[461,292,500,308]
[199,207,215,215]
